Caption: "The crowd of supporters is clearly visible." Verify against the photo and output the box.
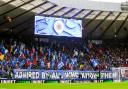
[0,38,128,78]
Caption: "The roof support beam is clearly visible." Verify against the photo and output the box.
[39,5,58,15]
[0,1,48,25]
[12,5,57,34]
[50,7,66,15]
[83,10,94,28]
[86,11,103,26]
[99,12,122,39]
[70,9,85,19]
[0,0,15,8]
[0,0,34,17]
[61,8,75,17]
[83,10,94,19]
[87,12,112,38]
[11,5,57,29]
[115,14,128,37]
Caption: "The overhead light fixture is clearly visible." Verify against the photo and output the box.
[7,16,12,22]
[114,34,117,38]
[4,16,12,22]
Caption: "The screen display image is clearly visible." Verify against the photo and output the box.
[35,16,82,37]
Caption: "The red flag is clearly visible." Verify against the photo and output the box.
[25,60,30,67]
[20,53,26,59]
[33,54,37,65]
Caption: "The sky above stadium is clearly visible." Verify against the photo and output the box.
[91,0,127,3]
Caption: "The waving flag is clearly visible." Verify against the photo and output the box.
[1,47,5,54]
[90,59,99,68]
[20,52,26,59]
[58,61,64,70]
[33,52,37,65]
[0,52,4,61]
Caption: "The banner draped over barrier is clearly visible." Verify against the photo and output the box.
[13,69,113,80]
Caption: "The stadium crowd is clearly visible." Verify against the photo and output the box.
[0,38,128,78]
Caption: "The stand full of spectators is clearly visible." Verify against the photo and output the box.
[0,38,128,78]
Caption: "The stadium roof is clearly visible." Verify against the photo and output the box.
[0,0,128,39]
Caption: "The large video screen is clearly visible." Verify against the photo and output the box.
[35,16,82,37]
